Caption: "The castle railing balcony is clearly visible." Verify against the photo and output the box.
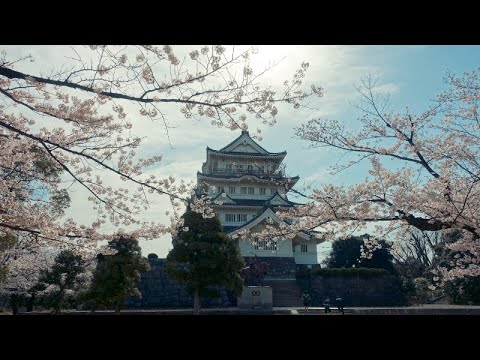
[211,169,285,177]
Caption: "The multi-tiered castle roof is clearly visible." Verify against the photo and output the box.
[196,130,303,232]
[196,130,320,271]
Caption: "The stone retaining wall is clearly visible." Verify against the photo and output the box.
[297,273,406,307]
[125,254,236,309]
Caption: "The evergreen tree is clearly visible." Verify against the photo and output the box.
[87,236,149,312]
[326,234,395,272]
[34,250,86,314]
[166,208,244,315]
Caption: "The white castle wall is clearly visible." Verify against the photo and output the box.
[215,158,278,173]
[239,236,319,261]
[239,237,293,257]
[207,185,286,199]
[215,209,257,226]
[293,242,319,264]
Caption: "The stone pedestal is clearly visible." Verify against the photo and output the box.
[237,286,272,310]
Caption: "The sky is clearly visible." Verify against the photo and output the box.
[3,45,480,262]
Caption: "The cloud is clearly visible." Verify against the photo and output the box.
[375,82,399,95]
[301,168,335,188]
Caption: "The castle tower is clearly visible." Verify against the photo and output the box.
[196,130,320,276]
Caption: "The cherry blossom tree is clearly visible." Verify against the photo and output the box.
[0,235,53,313]
[0,46,321,267]
[278,70,480,280]
[0,234,16,284]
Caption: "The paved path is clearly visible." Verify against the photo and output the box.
[289,304,480,315]
[6,304,480,315]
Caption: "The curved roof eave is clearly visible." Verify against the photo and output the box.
[266,189,301,206]
[206,131,287,156]
[225,206,313,241]
[206,147,286,157]
[197,171,299,182]
[219,131,275,153]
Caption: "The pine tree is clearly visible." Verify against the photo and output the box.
[87,236,149,313]
[166,209,244,315]
[34,250,86,314]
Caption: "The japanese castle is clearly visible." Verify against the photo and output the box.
[196,130,320,283]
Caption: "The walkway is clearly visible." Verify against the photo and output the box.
[9,304,480,315]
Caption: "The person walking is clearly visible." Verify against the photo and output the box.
[302,290,311,314]
[323,297,331,313]
[335,295,344,315]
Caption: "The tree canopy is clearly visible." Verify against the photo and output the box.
[326,234,395,272]
[274,70,480,280]
[166,208,244,314]
[0,46,320,250]
[86,236,149,312]
[0,45,320,296]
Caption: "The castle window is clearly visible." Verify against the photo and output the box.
[226,164,232,171]
[301,244,308,253]
[240,187,247,194]
[248,187,254,194]
[226,214,247,222]
[260,188,266,195]
[229,186,236,194]
[236,214,247,222]
[247,164,253,172]
[270,188,276,195]
[236,164,243,171]
[255,240,278,251]
[217,186,224,194]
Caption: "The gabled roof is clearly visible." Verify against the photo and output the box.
[226,207,313,242]
[226,207,279,234]
[209,130,286,157]
[219,198,270,207]
[209,190,300,208]
[211,193,236,205]
[267,190,299,206]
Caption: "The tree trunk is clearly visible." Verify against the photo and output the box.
[27,294,34,312]
[10,294,18,316]
[114,295,123,313]
[193,288,201,315]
